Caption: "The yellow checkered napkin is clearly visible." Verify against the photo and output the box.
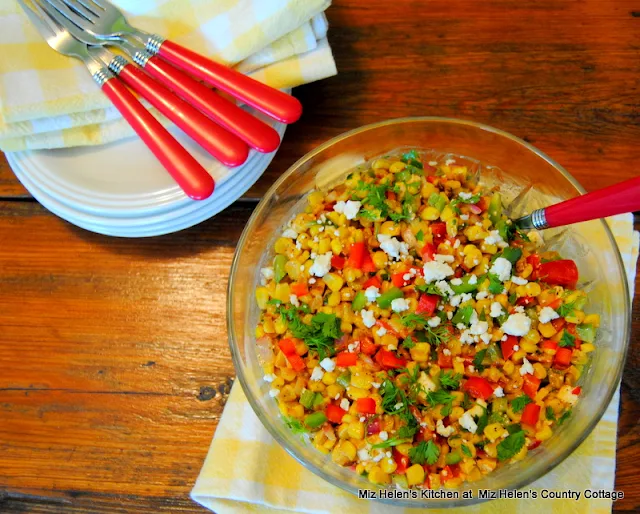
[0,0,336,151]
[192,214,639,514]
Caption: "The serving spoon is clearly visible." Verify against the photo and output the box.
[514,176,640,230]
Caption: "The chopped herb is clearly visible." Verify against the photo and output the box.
[506,423,522,435]
[546,406,556,421]
[499,247,522,265]
[473,349,488,373]
[462,392,473,410]
[282,309,342,360]
[474,407,489,434]
[267,298,282,305]
[451,305,474,325]
[402,335,416,349]
[488,273,505,294]
[461,444,473,458]
[515,229,531,242]
[497,430,526,461]
[558,331,576,348]
[508,292,517,305]
[425,389,455,416]
[358,208,383,221]
[401,149,421,163]
[409,440,440,466]
[439,371,462,390]
[558,409,572,425]
[558,300,578,318]
[511,394,533,413]
[416,230,424,242]
[488,412,508,425]
[284,416,307,435]
[415,283,447,297]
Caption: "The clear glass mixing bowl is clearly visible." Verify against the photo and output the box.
[227,117,630,507]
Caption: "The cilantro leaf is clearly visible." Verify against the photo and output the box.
[267,298,282,305]
[439,371,462,390]
[425,389,454,409]
[473,349,488,373]
[283,310,342,360]
[402,335,416,349]
[409,440,440,465]
[358,208,383,221]
[497,430,526,461]
[416,230,424,242]
[545,406,556,421]
[400,150,423,169]
[558,300,578,318]
[488,273,505,294]
[400,313,431,329]
[284,416,308,435]
[511,394,533,413]
[558,409,572,425]
[415,283,447,297]
[558,331,576,348]
[451,305,474,325]
[474,407,489,434]
[461,444,473,458]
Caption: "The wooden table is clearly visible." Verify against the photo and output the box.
[1,1,639,512]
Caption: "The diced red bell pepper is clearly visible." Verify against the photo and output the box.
[554,347,573,368]
[291,283,309,297]
[375,348,407,369]
[538,259,579,288]
[416,293,439,316]
[551,317,566,332]
[362,252,377,273]
[454,267,464,278]
[421,242,436,262]
[430,222,447,243]
[528,439,542,450]
[392,270,411,287]
[572,386,582,395]
[427,175,438,184]
[501,335,519,361]
[356,397,377,414]
[523,374,541,400]
[376,319,405,338]
[360,337,378,355]
[326,404,347,424]
[336,351,357,367]
[285,352,306,372]
[438,350,453,369]
[363,275,382,289]
[476,196,489,212]
[278,338,297,355]
[541,340,558,351]
[548,297,562,310]
[462,376,494,400]
[440,465,455,483]
[521,403,541,427]
[393,448,410,474]
[386,191,397,202]
[346,242,367,269]
[516,296,536,307]
[331,254,346,270]
[325,202,336,211]
[527,254,541,280]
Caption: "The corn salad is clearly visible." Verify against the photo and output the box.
[255,150,598,489]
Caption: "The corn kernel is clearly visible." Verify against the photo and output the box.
[538,322,557,338]
[331,440,357,465]
[322,371,338,385]
[565,310,585,324]
[327,291,341,307]
[520,341,537,353]
[535,425,553,441]
[453,359,465,375]
[406,464,425,486]
[346,386,369,400]
[477,458,497,473]
[372,158,392,170]
[274,317,288,335]
[351,371,374,390]
[420,206,441,221]
[326,384,343,399]
[379,221,400,236]
[255,287,270,309]
[347,421,365,439]
[532,363,547,380]
[581,343,595,353]
[464,225,488,241]
[440,205,455,222]
[389,161,406,173]
[308,381,326,393]
[288,403,305,419]
[503,360,515,375]
[381,457,397,474]
[323,273,344,292]
[444,476,463,488]
[410,342,431,362]
[483,423,507,442]
[263,318,276,334]
[512,444,528,461]
[368,466,391,484]
[583,313,600,327]
[449,406,465,422]
[274,283,291,302]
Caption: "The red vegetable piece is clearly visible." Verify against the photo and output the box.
[278,338,297,355]
[347,242,367,269]
[548,297,562,310]
[438,350,453,369]
[516,296,536,307]
[572,386,582,395]
[476,196,489,212]
[462,376,494,400]
[286,352,306,372]
[528,439,542,450]
[331,254,346,270]
[527,254,541,280]
[291,283,309,297]
[416,294,439,316]
[427,175,438,184]
[523,374,541,400]
[375,348,407,369]
[360,337,378,355]
[326,404,347,424]
[393,448,410,474]
[541,340,558,351]
[421,242,436,262]
[386,191,397,202]
[363,275,382,289]
[431,222,447,243]
[361,252,377,273]
[554,347,573,368]
[501,335,519,361]
[538,259,579,288]
[521,403,541,427]
[551,317,566,332]
[392,271,410,288]
[440,465,454,483]
[356,397,377,414]
[336,351,357,367]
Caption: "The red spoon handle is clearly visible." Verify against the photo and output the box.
[143,56,280,153]
[101,78,214,201]
[156,39,302,124]
[545,176,640,228]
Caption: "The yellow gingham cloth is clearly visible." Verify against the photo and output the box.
[192,213,639,514]
[0,0,336,151]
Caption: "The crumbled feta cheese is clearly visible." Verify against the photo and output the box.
[391,298,410,313]
[372,452,384,462]
[357,448,371,461]
[513,345,520,351]
[318,226,325,232]
[435,280,454,296]
[514,305,525,313]
[377,234,409,260]
[539,306,560,324]
[423,261,455,283]
[361,309,376,328]
[501,334,508,341]
[459,191,473,200]
[333,200,362,220]
[320,357,336,372]
[557,385,579,405]
[379,431,389,441]
[456,323,466,330]
[484,230,508,248]
[364,286,380,303]
[282,228,298,239]
[490,257,512,282]
[460,214,469,221]
[360,417,366,422]
[394,402,404,411]
[263,374,276,383]
[519,357,534,376]
[447,311,453,320]
[453,238,461,249]
[372,382,381,389]
[289,294,300,307]
[468,365,476,373]
[511,276,528,286]
[334,230,340,236]
[469,274,478,285]
[480,333,493,344]
[436,419,455,437]
[443,348,451,355]
[260,267,274,285]
[340,398,350,411]
[377,327,388,336]
[347,342,357,352]
[449,292,472,308]
[459,412,478,433]
[435,254,455,263]
[428,316,441,328]
[269,389,280,397]
[476,291,488,300]
[310,367,325,381]
[334,394,340,400]
[450,278,463,286]
[493,386,505,398]
[469,320,489,336]
[502,313,532,336]
[309,278,316,284]
[309,252,333,277]
[490,302,504,318]
[295,240,302,250]
[418,372,437,393]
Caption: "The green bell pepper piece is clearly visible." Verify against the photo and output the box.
[304,411,327,428]
[313,393,325,409]
[450,275,479,294]
[337,371,351,388]
[377,287,404,309]
[576,323,596,343]
[300,389,317,410]
[451,305,474,325]
[428,192,447,212]
[352,291,367,312]
[488,192,502,227]
[445,451,462,465]
[273,254,287,283]
[500,247,522,265]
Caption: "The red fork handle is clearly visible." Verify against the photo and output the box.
[101,78,214,201]
[115,62,248,167]
[156,40,302,124]
[144,56,280,153]
[544,176,640,228]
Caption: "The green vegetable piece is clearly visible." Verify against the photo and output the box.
[392,474,409,488]
[558,409,572,425]
[312,393,325,408]
[488,273,505,295]
[352,291,367,312]
[500,247,522,265]
[496,219,513,242]
[461,445,473,458]
[487,343,503,362]
[488,192,502,227]
[506,423,522,435]
[304,411,328,428]
[439,371,462,390]
[337,371,351,388]
[497,430,526,461]
[511,394,533,413]
[428,192,447,212]
[409,440,440,465]
[416,230,424,242]
[576,323,596,343]
[273,254,287,283]
[451,305,474,325]
[450,275,480,294]
[445,451,462,465]
[378,287,404,309]
[395,169,411,182]
[473,349,488,373]
[558,331,576,348]
[492,397,508,413]
[300,389,317,410]
[474,407,489,434]
[546,406,556,421]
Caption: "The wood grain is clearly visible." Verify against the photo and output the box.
[0,0,639,512]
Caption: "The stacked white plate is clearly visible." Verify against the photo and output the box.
[6,106,286,237]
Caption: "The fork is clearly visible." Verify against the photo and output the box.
[41,0,303,125]
[17,0,216,201]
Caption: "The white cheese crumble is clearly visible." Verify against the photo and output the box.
[434,253,455,263]
[435,280,454,296]
[391,298,410,313]
[320,357,336,372]
[493,386,505,398]
[450,278,463,286]
[310,367,325,381]
[282,228,298,239]
[502,313,532,336]
[490,302,504,318]
[513,345,520,351]
[443,348,451,355]
[377,327,387,336]
[453,238,461,249]
[459,412,478,434]
[459,191,473,200]
[469,274,478,285]
[377,234,409,261]
[269,389,280,397]
[289,294,300,306]
[445,158,456,165]
[449,292,472,308]
[394,402,404,411]
[511,276,528,286]
[428,316,441,327]
[490,257,512,282]
[309,278,316,284]
[361,309,376,328]
[333,200,362,220]
[484,230,508,248]
[447,311,454,320]
[539,306,560,324]
[480,333,493,344]
[260,267,274,285]
[460,214,469,221]
[418,372,437,393]
[379,431,389,441]
[364,286,380,303]
[263,374,276,383]
[309,252,333,277]
[357,448,371,461]
[340,398,350,411]
[436,419,455,437]
[476,291,488,300]
[423,261,455,283]
[557,385,579,405]
[519,357,535,376]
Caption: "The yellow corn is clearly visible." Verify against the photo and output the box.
[421,182,437,198]
[395,443,413,456]
[379,221,400,236]
[368,466,391,484]
[274,283,291,302]
[381,334,399,349]
[322,371,338,385]
[532,363,547,380]
[453,359,465,375]
[326,384,343,399]
[581,343,595,353]
[263,318,276,334]
[520,341,537,353]
[503,360,515,375]
[440,205,455,222]
[410,342,431,362]
[406,464,425,486]
[583,313,600,327]
[347,421,365,439]
[346,386,369,400]
[308,381,326,393]
[483,423,507,442]
[512,444,528,461]
[535,425,553,441]
[477,458,497,473]
[280,385,297,402]
[255,287,270,309]
[323,273,344,292]
[274,237,292,254]
[420,206,441,221]
[389,161,406,173]
[343,268,363,283]
[538,322,557,338]
[327,291,341,307]
[372,158,392,170]
[288,403,305,419]
[523,329,541,345]
[524,282,542,297]
[381,457,398,474]
[331,440,357,465]
[464,225,488,241]
[565,310,585,324]
[351,372,374,390]
[449,406,465,422]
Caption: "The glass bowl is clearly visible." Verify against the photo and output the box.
[227,117,630,507]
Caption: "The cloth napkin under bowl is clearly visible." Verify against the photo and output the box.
[0,0,336,151]
[192,213,639,514]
